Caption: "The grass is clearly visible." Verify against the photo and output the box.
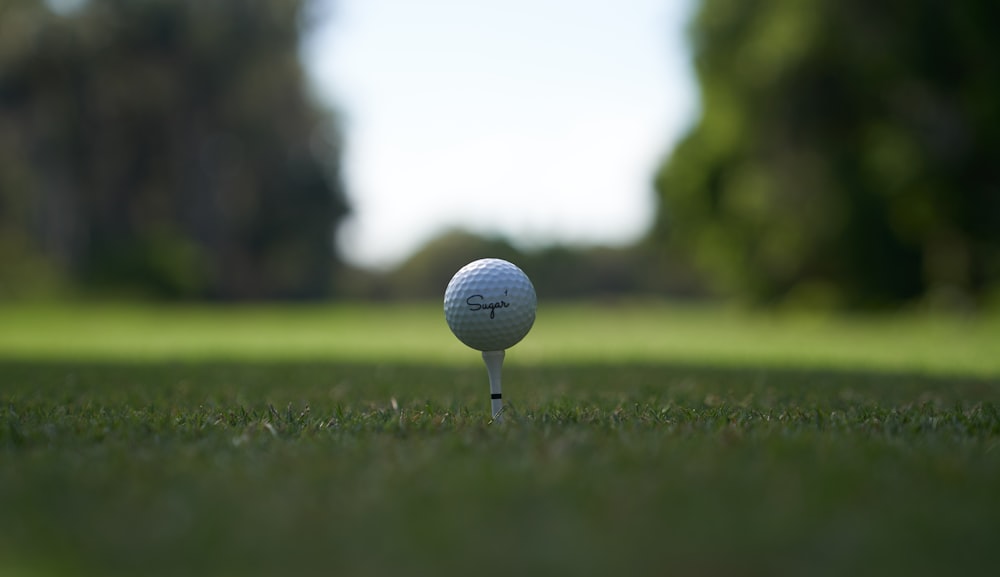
[1,301,999,374]
[1,302,999,576]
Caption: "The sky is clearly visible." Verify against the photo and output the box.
[303,0,699,270]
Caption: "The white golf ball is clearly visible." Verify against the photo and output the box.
[444,258,537,352]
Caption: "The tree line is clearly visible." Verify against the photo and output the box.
[1,0,347,300]
[2,0,998,307]
[653,0,1000,308]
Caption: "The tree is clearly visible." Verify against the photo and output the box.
[653,0,1000,307]
[0,0,348,299]
[366,229,703,301]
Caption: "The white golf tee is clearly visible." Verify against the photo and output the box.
[482,350,505,423]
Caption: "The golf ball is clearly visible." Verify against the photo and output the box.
[444,258,537,352]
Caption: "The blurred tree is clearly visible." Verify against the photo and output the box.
[384,230,522,300]
[363,229,704,301]
[653,0,1000,307]
[0,0,347,299]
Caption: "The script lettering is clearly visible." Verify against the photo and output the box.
[465,294,510,319]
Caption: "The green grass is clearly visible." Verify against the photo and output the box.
[2,302,999,374]
[1,303,999,576]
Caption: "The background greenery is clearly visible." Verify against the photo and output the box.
[0,0,347,300]
[3,0,999,306]
[654,0,1000,308]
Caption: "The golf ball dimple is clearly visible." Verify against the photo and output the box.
[444,258,537,352]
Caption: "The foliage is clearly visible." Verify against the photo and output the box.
[368,229,704,301]
[654,0,1000,308]
[2,361,998,576]
[0,0,347,300]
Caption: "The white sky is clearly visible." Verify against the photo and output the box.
[303,0,699,269]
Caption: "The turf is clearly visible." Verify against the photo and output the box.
[2,302,999,374]
[1,303,999,576]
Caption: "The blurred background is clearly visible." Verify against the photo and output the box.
[1,0,998,308]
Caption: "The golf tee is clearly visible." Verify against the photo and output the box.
[482,350,505,423]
